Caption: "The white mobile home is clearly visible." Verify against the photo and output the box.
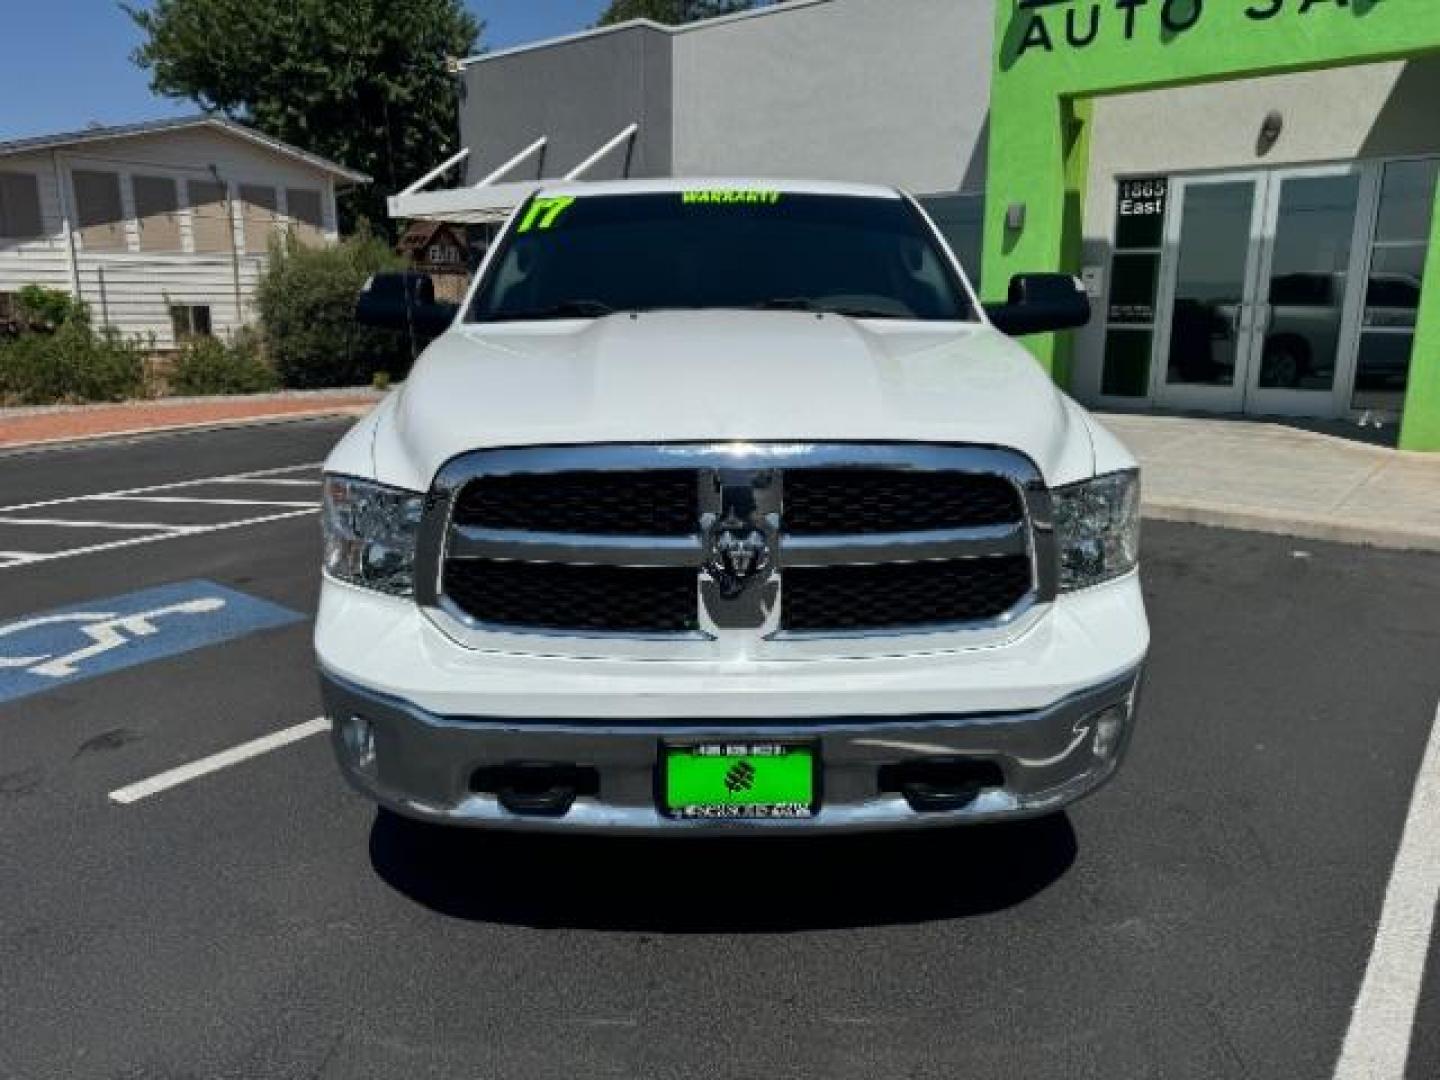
[0,116,367,347]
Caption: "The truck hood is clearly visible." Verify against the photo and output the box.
[368,311,1096,489]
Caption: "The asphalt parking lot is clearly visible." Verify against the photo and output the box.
[1,416,1438,1080]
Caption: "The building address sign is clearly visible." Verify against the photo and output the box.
[1108,176,1168,327]
[1115,176,1167,251]
[1014,0,1369,60]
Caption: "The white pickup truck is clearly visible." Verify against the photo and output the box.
[317,179,1148,833]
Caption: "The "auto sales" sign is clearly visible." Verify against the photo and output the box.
[1013,0,1363,61]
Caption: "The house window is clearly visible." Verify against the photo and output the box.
[133,175,182,253]
[0,171,44,240]
[0,291,18,323]
[239,184,279,254]
[428,243,462,266]
[187,179,233,254]
[72,170,128,252]
[285,187,325,246]
[170,304,213,342]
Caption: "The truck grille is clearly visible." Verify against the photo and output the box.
[453,471,696,536]
[782,557,1033,633]
[421,445,1051,645]
[784,470,1022,534]
[444,561,697,635]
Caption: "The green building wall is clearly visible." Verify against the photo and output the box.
[982,0,1440,450]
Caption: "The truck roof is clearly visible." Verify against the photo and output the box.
[390,174,904,225]
[535,177,903,200]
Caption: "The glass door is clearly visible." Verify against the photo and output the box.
[1152,165,1372,418]
[1352,159,1440,416]
[1153,175,1266,413]
[1245,165,1369,417]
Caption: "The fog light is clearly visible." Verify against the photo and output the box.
[1091,704,1129,760]
[340,716,377,773]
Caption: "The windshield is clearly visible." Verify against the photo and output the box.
[467,191,976,323]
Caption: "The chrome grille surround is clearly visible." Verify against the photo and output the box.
[416,444,1057,658]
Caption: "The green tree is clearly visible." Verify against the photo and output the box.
[596,0,775,26]
[255,227,410,388]
[126,0,481,234]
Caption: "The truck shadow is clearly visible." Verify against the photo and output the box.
[368,809,1077,931]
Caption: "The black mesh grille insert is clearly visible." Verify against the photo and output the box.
[782,557,1031,633]
[452,472,697,536]
[783,470,1022,535]
[444,560,698,634]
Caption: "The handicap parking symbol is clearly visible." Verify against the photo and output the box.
[0,580,302,705]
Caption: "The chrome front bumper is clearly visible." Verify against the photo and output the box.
[321,665,1143,834]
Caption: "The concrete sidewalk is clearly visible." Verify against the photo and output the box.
[0,389,381,450]
[1099,412,1440,552]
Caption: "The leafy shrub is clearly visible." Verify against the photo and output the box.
[256,228,410,389]
[16,284,89,329]
[168,331,280,396]
[0,322,146,405]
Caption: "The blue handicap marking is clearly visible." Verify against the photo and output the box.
[0,579,303,706]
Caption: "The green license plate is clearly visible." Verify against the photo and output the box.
[662,742,818,819]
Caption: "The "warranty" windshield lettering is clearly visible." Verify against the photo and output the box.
[682,190,782,206]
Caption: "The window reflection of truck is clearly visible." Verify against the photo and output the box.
[1169,273,1419,389]
[1355,274,1422,391]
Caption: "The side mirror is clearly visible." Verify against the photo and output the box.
[984,273,1091,337]
[356,272,460,339]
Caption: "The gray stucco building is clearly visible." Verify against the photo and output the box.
[440,0,991,284]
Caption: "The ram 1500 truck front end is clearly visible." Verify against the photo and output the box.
[315,179,1149,833]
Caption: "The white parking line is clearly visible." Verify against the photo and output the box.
[108,717,331,805]
[0,517,204,532]
[0,462,324,572]
[1334,700,1440,1080]
[210,478,319,487]
[0,462,321,516]
[98,496,320,509]
[0,509,320,571]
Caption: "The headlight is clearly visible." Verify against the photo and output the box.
[1053,469,1140,592]
[321,474,426,596]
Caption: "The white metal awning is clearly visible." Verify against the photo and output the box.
[388,124,639,223]
[388,180,543,224]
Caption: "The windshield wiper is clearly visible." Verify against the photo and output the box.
[485,299,615,322]
[753,298,903,320]
[829,306,905,320]
[754,297,822,312]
